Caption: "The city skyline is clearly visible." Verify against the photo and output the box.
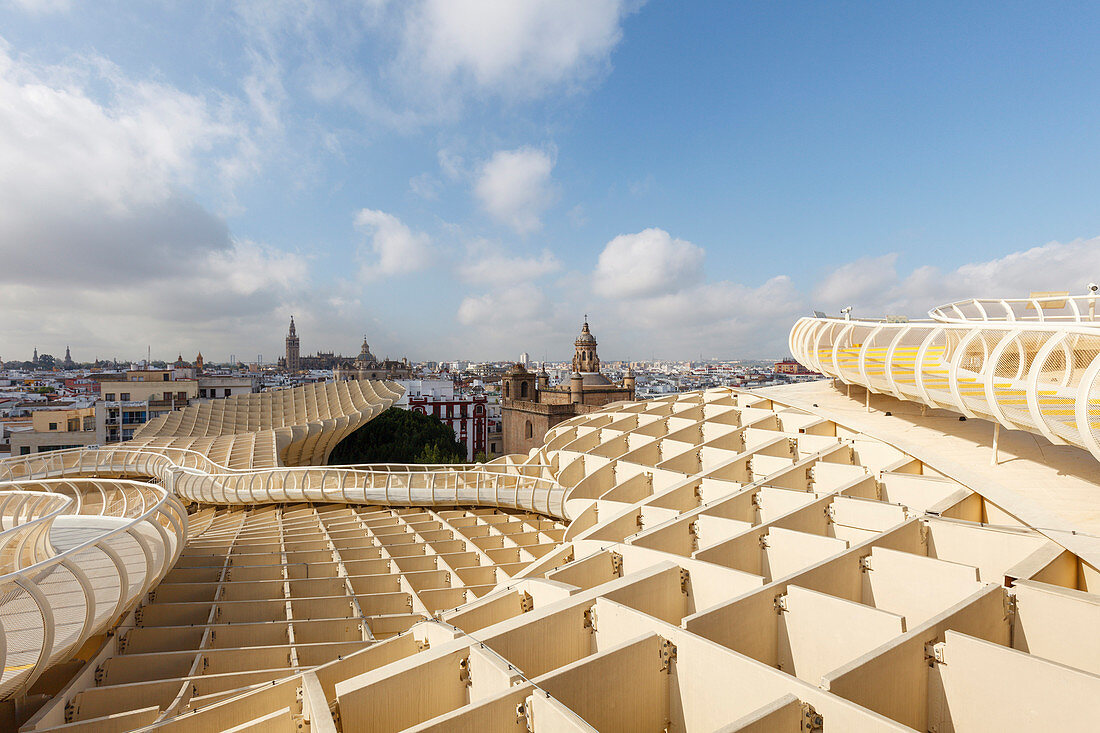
[3,2,1100,361]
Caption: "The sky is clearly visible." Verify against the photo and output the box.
[3,1,1100,364]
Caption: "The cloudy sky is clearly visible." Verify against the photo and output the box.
[3,1,1100,364]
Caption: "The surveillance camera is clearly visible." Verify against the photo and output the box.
[1089,283,1098,293]
[840,306,852,314]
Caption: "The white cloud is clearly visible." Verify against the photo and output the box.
[354,208,433,278]
[398,0,631,99]
[475,147,556,234]
[458,239,561,284]
[457,283,548,327]
[593,228,705,299]
[0,47,239,217]
[0,43,310,361]
[812,253,899,310]
[812,238,1100,319]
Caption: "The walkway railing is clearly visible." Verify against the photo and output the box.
[0,479,186,699]
[930,294,1100,324]
[790,315,1100,462]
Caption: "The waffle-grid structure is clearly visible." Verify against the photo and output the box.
[2,372,1099,731]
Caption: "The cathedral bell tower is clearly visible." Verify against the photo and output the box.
[286,316,301,372]
[572,317,600,373]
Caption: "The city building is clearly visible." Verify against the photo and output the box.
[278,317,411,379]
[333,337,412,381]
[0,296,1097,731]
[395,378,490,460]
[8,404,102,455]
[500,318,635,454]
[774,357,818,375]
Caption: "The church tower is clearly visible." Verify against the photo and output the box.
[63,345,73,369]
[572,317,600,373]
[286,316,301,372]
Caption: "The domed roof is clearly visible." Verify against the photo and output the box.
[581,372,612,386]
[574,319,597,345]
[357,336,377,363]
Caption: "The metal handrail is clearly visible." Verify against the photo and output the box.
[931,294,1100,324]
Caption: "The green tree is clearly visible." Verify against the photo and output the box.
[328,408,467,465]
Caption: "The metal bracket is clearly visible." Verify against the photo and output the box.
[64,699,78,724]
[774,593,789,614]
[94,664,106,686]
[801,702,824,732]
[824,504,836,523]
[679,567,690,595]
[583,606,597,632]
[788,438,798,456]
[459,656,472,686]
[924,641,947,666]
[758,533,770,549]
[520,591,534,613]
[658,638,677,672]
[610,551,624,577]
[1003,590,1017,621]
[859,554,873,572]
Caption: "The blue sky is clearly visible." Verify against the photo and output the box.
[2,1,1100,363]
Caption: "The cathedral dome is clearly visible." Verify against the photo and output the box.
[357,336,377,363]
[574,320,597,345]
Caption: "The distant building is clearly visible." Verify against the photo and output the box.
[395,379,488,460]
[501,319,635,455]
[519,352,530,367]
[10,405,102,455]
[278,318,410,379]
[334,337,412,381]
[285,316,301,371]
[774,357,817,375]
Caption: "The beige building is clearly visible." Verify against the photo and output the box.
[9,405,102,455]
[501,319,635,454]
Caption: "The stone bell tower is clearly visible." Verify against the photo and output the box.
[572,317,600,373]
[285,316,301,372]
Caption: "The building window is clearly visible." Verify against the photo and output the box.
[178,391,187,400]
[120,393,130,401]
[520,382,529,398]
[224,388,231,397]
[48,422,57,430]
[20,447,30,455]
[106,393,116,401]
[162,373,169,381]
[525,421,533,439]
